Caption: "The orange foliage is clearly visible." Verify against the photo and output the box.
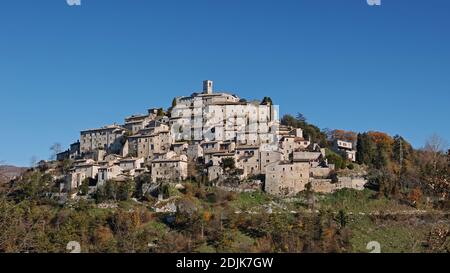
[94,226,114,245]
[323,227,335,241]
[203,211,212,222]
[332,130,357,143]
[408,188,423,206]
[367,131,394,145]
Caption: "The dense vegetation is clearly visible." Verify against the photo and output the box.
[281,113,450,206]
[1,176,449,253]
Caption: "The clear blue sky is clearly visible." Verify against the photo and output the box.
[1,0,449,166]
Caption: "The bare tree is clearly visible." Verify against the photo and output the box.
[30,156,38,168]
[49,143,62,160]
[424,134,448,173]
[424,134,448,154]
[422,134,449,199]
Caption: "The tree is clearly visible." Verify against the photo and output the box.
[408,188,423,208]
[30,156,39,168]
[261,97,273,105]
[356,132,393,169]
[368,169,399,199]
[280,114,298,128]
[157,108,165,117]
[420,134,450,199]
[79,178,90,196]
[280,114,328,147]
[104,181,117,201]
[221,158,236,172]
[424,134,448,154]
[171,98,177,108]
[330,130,357,143]
[117,179,134,201]
[335,210,347,229]
[304,182,315,209]
[296,113,307,124]
[373,142,390,170]
[325,149,346,170]
[50,143,62,161]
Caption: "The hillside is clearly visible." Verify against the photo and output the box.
[0,165,27,184]
[0,167,448,253]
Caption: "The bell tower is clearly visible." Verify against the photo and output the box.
[203,80,213,94]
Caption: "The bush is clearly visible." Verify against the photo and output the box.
[329,171,339,183]
[326,149,346,170]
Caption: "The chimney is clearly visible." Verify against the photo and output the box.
[203,80,213,94]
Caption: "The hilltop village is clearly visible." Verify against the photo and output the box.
[55,81,365,200]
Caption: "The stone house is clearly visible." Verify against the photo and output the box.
[118,157,145,176]
[66,159,100,191]
[187,143,203,162]
[235,145,260,176]
[97,164,122,187]
[150,155,188,182]
[80,125,126,155]
[265,161,310,196]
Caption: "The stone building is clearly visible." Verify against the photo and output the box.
[333,139,357,162]
[150,155,188,182]
[56,141,81,161]
[187,143,203,162]
[66,159,100,191]
[170,81,279,147]
[80,125,126,155]
[128,126,172,160]
[97,164,122,187]
[265,161,310,196]
[118,157,145,176]
[235,145,260,176]
[58,80,366,198]
[123,111,157,134]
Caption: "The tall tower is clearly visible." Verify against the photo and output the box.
[203,80,213,94]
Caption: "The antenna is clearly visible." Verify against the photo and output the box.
[399,137,404,180]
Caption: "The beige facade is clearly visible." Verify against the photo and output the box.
[97,164,122,186]
[172,142,189,156]
[333,139,357,162]
[235,146,260,176]
[187,144,203,162]
[171,81,279,147]
[66,160,99,191]
[265,161,310,196]
[208,165,223,181]
[129,130,172,160]
[119,157,144,170]
[260,150,283,174]
[80,125,126,155]
[150,156,188,182]
[124,112,157,134]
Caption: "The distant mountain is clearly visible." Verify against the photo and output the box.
[0,165,28,184]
